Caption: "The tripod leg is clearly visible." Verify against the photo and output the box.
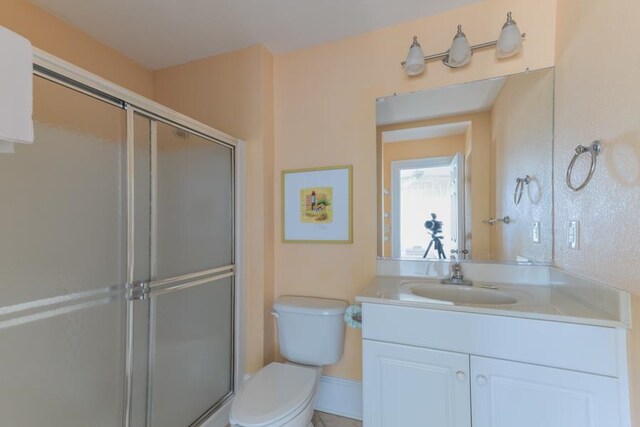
[423,240,434,258]
[436,239,446,259]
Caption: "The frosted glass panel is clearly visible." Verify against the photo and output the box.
[0,77,127,425]
[156,122,233,279]
[150,277,233,427]
[0,77,127,306]
[0,299,127,426]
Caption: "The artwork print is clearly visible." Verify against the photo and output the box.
[300,187,333,223]
[281,165,352,243]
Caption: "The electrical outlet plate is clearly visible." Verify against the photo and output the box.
[568,220,579,250]
[532,221,541,243]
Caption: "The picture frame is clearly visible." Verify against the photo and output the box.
[281,165,353,244]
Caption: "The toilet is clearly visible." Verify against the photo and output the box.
[230,296,348,427]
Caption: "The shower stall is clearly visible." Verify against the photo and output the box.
[0,50,243,427]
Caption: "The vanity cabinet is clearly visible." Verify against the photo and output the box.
[362,303,629,427]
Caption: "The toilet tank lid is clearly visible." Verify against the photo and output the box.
[274,296,348,315]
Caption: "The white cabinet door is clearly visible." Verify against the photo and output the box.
[471,356,621,427]
[363,340,471,427]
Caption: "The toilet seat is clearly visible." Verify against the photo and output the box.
[230,362,321,427]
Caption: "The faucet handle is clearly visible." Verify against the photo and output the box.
[442,261,472,286]
[450,262,463,278]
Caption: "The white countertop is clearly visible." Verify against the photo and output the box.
[356,276,629,328]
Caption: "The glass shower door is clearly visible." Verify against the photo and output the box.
[131,114,235,427]
[0,71,235,427]
[0,76,129,426]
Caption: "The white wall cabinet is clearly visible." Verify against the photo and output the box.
[361,303,630,427]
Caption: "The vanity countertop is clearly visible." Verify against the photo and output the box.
[356,276,630,328]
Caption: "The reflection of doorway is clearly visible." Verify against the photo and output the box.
[391,154,464,259]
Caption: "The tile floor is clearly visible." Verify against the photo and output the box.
[312,411,362,427]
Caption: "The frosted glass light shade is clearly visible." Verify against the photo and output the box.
[444,25,472,68]
[404,36,425,76]
[496,12,523,58]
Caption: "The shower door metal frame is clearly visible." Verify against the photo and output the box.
[127,107,238,427]
[32,47,246,427]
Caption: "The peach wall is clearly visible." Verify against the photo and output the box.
[261,48,277,364]
[1,0,153,97]
[153,45,275,374]
[554,0,640,422]
[382,135,466,256]
[274,0,557,379]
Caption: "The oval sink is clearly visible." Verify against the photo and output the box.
[410,284,517,305]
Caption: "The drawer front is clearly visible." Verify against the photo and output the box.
[362,303,623,377]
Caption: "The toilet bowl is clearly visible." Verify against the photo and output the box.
[230,362,321,427]
[229,296,347,427]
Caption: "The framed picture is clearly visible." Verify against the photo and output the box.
[281,165,353,243]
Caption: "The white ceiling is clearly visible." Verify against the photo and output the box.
[382,121,470,143]
[30,0,482,70]
[376,76,506,126]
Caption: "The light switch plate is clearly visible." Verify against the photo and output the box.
[532,221,541,243]
[568,220,579,250]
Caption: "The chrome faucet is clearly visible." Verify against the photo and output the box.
[441,262,473,286]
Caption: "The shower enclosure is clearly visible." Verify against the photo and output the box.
[0,51,242,427]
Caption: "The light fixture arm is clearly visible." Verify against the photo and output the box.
[400,32,526,67]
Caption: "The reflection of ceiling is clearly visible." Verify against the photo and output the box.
[382,121,470,143]
[30,0,481,70]
[377,77,506,126]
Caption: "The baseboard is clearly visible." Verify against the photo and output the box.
[315,375,363,421]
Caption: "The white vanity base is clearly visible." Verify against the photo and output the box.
[361,303,630,427]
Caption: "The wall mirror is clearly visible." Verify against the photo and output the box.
[377,67,554,263]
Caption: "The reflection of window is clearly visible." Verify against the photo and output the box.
[399,166,452,258]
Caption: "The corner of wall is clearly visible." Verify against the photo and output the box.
[260,44,277,365]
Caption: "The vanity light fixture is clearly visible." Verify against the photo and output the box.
[404,36,426,76]
[401,11,526,76]
[443,25,472,68]
[496,12,523,58]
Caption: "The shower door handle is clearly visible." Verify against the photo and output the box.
[126,281,150,301]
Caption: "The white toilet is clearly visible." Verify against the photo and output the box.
[230,296,348,427]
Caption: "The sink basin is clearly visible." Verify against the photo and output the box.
[407,283,518,305]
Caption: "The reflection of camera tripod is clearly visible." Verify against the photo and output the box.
[423,231,447,259]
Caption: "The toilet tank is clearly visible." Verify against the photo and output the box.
[273,296,348,366]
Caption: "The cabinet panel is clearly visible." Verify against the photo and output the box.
[363,340,471,427]
[471,356,621,427]
[362,303,621,377]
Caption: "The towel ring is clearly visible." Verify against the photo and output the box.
[566,141,601,192]
[514,175,531,205]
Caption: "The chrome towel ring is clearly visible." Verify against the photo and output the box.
[566,141,601,192]
[514,175,531,205]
